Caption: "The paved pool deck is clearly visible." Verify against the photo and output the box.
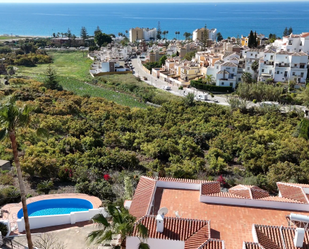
[1,193,102,235]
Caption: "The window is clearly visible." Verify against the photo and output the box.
[232,68,235,72]
[269,70,272,74]
[221,82,224,85]
[247,67,250,70]
[251,53,253,56]
[294,64,297,67]
[292,72,295,76]
[287,49,290,52]
[301,72,304,77]
[230,83,233,87]
[270,55,274,60]
[281,72,283,74]
[262,69,264,72]
[277,71,279,74]
[299,49,301,52]
[216,66,219,69]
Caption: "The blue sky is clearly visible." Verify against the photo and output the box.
[0,0,308,2]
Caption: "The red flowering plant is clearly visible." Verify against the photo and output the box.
[217,175,226,187]
[104,174,110,181]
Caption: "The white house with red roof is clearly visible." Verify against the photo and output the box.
[128,176,309,249]
[270,32,309,54]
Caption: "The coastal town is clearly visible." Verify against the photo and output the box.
[2,18,309,249]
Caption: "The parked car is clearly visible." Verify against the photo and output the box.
[163,86,171,90]
[196,94,208,101]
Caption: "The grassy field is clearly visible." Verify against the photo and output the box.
[16,51,148,108]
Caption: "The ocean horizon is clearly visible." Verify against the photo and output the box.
[1,2,309,39]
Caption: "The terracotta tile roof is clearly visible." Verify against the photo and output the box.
[257,196,303,204]
[254,224,309,249]
[228,185,269,199]
[221,62,237,67]
[133,215,210,248]
[244,242,265,249]
[301,33,309,38]
[277,182,308,204]
[198,239,224,249]
[205,192,245,199]
[129,176,156,218]
[201,182,221,195]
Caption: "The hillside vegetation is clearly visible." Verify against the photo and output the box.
[0,79,308,205]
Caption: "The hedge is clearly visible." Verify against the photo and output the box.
[190,80,233,93]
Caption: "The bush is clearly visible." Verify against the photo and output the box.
[0,186,20,206]
[37,180,54,194]
[252,99,257,104]
[178,86,183,90]
[190,80,233,93]
[0,222,8,237]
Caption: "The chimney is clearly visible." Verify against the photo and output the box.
[294,228,305,247]
[156,214,164,233]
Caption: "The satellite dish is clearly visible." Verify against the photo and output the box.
[158,207,169,216]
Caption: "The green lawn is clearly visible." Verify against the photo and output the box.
[16,51,148,108]
[0,36,25,40]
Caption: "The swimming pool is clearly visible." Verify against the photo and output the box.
[17,198,93,218]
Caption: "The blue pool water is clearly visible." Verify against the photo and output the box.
[17,198,93,218]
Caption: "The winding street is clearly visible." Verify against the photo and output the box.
[131,58,307,113]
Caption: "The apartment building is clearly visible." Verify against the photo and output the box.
[129,27,157,43]
[192,27,217,42]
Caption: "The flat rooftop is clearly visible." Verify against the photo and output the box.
[153,188,309,249]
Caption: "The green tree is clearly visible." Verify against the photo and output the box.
[95,31,112,47]
[241,72,252,83]
[248,30,256,48]
[201,25,209,50]
[159,55,167,66]
[44,65,63,90]
[205,74,214,85]
[80,27,88,42]
[95,26,102,36]
[288,27,293,35]
[183,32,191,40]
[283,27,288,36]
[88,202,149,249]
[0,97,34,249]
[216,32,223,42]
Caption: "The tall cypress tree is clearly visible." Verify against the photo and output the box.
[254,31,258,47]
[248,30,254,48]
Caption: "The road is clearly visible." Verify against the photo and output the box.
[132,58,309,112]
[131,58,230,106]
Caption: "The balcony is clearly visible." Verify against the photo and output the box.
[275,63,290,67]
[264,61,274,66]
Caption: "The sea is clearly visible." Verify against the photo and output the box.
[1,2,309,39]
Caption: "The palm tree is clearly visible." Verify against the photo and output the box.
[0,97,33,249]
[88,202,149,249]
[205,74,215,85]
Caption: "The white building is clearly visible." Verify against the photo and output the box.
[259,50,308,84]
[270,32,309,54]
[206,60,238,88]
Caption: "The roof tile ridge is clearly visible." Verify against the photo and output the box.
[301,187,309,204]
[134,215,148,225]
[196,238,224,249]
[142,176,157,182]
[279,225,287,249]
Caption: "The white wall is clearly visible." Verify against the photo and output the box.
[199,196,309,212]
[17,208,106,232]
[101,62,110,72]
[126,236,185,249]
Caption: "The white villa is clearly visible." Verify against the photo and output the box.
[270,32,309,54]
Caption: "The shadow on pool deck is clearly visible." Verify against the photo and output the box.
[15,220,93,235]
